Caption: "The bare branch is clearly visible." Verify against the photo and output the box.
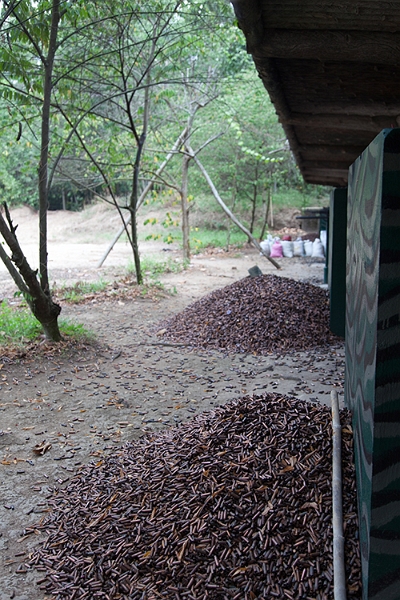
[188,147,281,270]
[97,126,189,267]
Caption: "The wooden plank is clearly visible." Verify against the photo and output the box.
[302,167,349,178]
[302,160,356,170]
[256,1,400,32]
[298,144,365,160]
[286,113,398,133]
[305,176,348,186]
[255,30,400,64]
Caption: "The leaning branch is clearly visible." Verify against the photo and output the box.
[97,126,189,267]
[0,243,30,297]
[0,207,46,305]
[188,147,280,270]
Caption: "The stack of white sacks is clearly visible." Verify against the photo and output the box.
[260,231,326,259]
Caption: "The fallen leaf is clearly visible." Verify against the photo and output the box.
[232,567,249,576]
[279,465,294,473]
[262,501,273,515]
[33,441,52,456]
[300,501,319,510]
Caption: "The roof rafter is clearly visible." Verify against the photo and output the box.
[230,0,400,186]
[255,30,400,65]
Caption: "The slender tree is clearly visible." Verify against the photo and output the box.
[0,0,63,340]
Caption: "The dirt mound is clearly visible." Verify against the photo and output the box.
[8,203,124,244]
[157,274,336,354]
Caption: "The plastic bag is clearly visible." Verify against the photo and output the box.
[304,240,313,256]
[293,238,305,257]
[259,239,270,256]
[270,239,283,258]
[320,230,327,251]
[312,238,325,258]
[281,240,294,258]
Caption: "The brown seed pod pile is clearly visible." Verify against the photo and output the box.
[156,275,338,354]
[29,393,361,599]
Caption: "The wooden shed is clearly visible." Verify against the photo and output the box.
[230,5,400,600]
[230,0,400,187]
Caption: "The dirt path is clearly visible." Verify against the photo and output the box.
[0,206,344,600]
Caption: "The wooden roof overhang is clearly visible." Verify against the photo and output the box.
[230,0,400,187]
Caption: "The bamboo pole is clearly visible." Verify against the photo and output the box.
[331,389,347,600]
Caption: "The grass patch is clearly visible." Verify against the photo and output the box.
[57,279,108,303]
[0,301,93,347]
[190,228,247,252]
[59,320,94,342]
[0,301,42,344]
[272,188,329,210]
[128,256,186,280]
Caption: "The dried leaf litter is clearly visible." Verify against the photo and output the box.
[156,274,338,354]
[29,394,360,599]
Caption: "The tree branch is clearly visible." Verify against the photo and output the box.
[0,206,47,306]
[188,147,280,270]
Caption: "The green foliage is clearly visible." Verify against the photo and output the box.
[140,256,186,278]
[0,0,328,239]
[162,212,179,228]
[125,255,184,296]
[57,279,108,303]
[0,111,39,206]
[273,187,329,210]
[190,226,247,253]
[59,320,94,341]
[0,300,92,345]
[0,300,41,343]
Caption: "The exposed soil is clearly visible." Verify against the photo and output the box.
[0,205,346,600]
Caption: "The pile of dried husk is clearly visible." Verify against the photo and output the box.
[157,274,338,354]
[29,393,361,599]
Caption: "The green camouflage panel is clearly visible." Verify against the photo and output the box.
[346,128,400,600]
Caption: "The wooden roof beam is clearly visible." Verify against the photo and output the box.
[305,175,348,186]
[298,144,365,160]
[302,160,352,171]
[285,113,400,132]
[286,102,400,117]
[303,167,350,178]
[254,30,400,65]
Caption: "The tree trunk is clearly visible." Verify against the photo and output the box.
[260,187,269,240]
[181,145,190,262]
[97,127,189,267]
[249,162,259,235]
[39,0,60,296]
[0,0,62,342]
[129,136,145,285]
[268,187,274,228]
[127,32,155,285]
[41,316,62,342]
[0,205,62,341]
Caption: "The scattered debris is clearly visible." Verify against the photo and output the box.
[32,441,52,456]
